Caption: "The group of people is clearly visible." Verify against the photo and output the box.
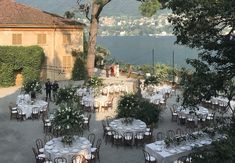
[106,63,119,77]
[45,79,59,102]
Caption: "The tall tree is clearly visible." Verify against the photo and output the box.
[167,1,235,161]
[76,0,165,77]
[167,0,235,107]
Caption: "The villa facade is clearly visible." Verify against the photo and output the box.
[0,0,84,82]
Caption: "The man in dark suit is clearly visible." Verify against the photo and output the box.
[45,79,52,101]
[52,80,59,102]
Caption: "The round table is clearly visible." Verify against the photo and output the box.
[16,94,31,105]
[109,118,147,136]
[17,100,48,118]
[44,136,91,162]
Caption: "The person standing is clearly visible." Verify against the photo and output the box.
[105,64,110,77]
[45,79,52,101]
[110,65,115,77]
[52,80,59,102]
[116,63,119,77]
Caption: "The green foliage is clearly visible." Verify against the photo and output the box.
[87,76,104,88]
[52,104,84,142]
[23,79,42,94]
[72,33,88,81]
[0,46,45,87]
[144,75,159,87]
[139,0,161,17]
[0,64,14,87]
[117,94,161,125]
[56,86,76,105]
[167,1,235,161]
[72,57,87,80]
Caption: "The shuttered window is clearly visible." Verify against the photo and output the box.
[63,34,71,44]
[37,34,47,45]
[12,34,22,45]
[63,56,72,72]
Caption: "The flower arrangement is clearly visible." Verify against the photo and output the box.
[121,117,134,125]
[52,104,84,145]
[56,86,76,105]
[144,75,159,87]
[61,135,74,146]
[23,79,42,94]
[164,137,173,148]
[87,76,104,88]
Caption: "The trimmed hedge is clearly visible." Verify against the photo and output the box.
[0,46,45,87]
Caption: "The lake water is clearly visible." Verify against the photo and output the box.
[97,36,199,68]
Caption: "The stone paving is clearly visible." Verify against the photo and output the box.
[0,74,182,163]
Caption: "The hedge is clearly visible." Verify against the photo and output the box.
[0,46,45,87]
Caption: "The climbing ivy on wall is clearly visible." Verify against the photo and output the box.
[0,46,45,87]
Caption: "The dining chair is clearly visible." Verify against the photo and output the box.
[9,105,18,120]
[44,158,53,163]
[170,107,178,122]
[17,108,26,121]
[54,157,67,163]
[83,114,91,130]
[123,132,133,147]
[36,138,44,154]
[91,138,102,161]
[32,147,46,163]
[142,149,157,163]
[44,134,53,144]
[71,154,86,163]
[166,130,175,139]
[112,130,123,147]
[32,107,40,120]
[105,116,113,126]
[156,132,165,141]
[177,155,190,163]
[104,129,114,145]
[135,131,145,146]
[88,133,96,147]
[175,128,184,136]
[144,126,153,143]
[42,115,52,133]
[93,101,100,112]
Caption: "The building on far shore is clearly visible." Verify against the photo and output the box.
[0,0,85,82]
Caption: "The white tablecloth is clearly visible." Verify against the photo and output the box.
[109,118,147,136]
[156,85,172,95]
[82,95,108,109]
[211,96,235,111]
[145,138,212,163]
[16,94,31,105]
[17,100,48,118]
[176,106,209,117]
[149,94,164,104]
[44,136,91,162]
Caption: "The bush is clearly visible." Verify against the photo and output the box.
[56,86,76,105]
[117,94,161,125]
[72,56,87,81]
[0,46,45,87]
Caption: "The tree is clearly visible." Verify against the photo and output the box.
[167,0,235,108]
[167,1,235,162]
[76,0,167,77]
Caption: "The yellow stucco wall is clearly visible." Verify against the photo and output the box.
[0,26,83,81]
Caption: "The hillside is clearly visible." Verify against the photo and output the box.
[16,0,141,16]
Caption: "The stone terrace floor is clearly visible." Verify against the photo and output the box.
[0,74,182,163]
